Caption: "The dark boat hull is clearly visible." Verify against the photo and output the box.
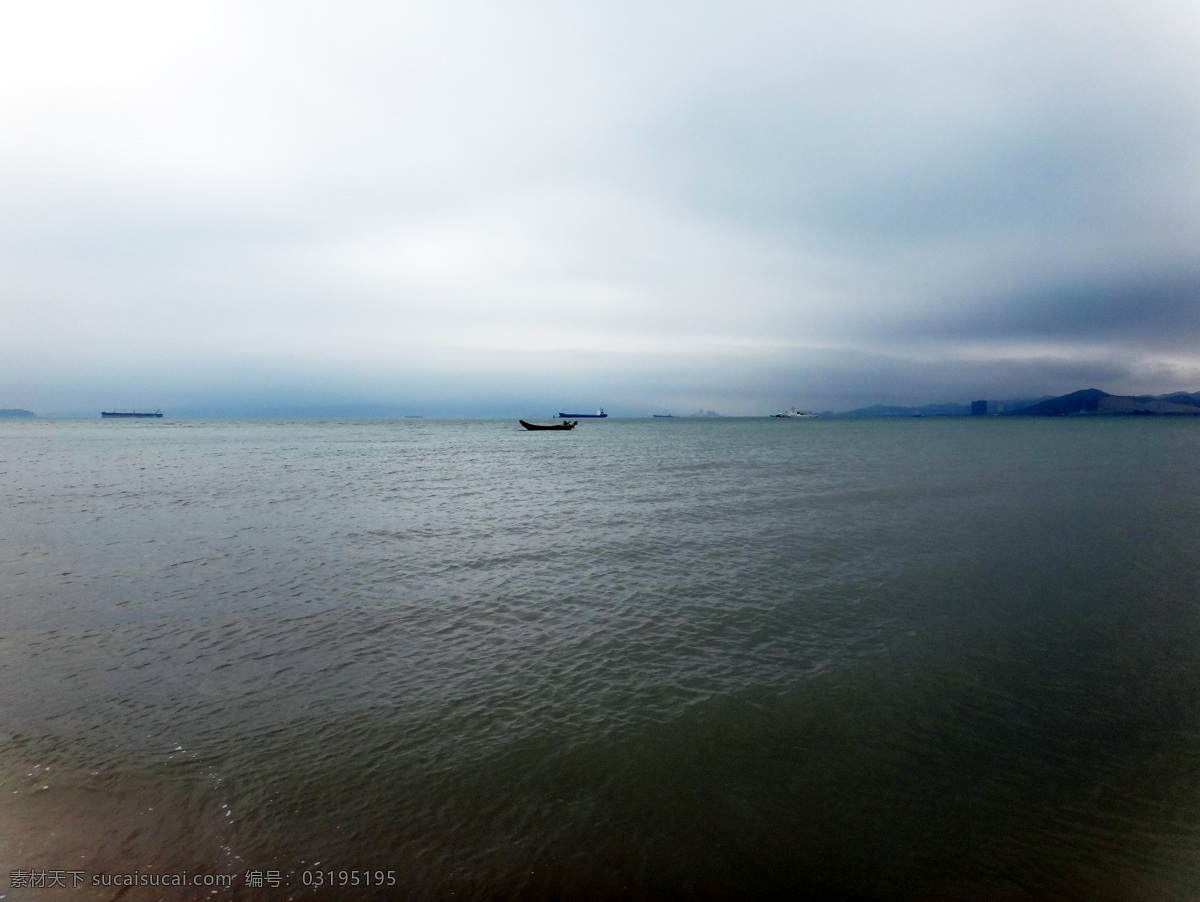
[520,419,576,431]
[101,412,163,417]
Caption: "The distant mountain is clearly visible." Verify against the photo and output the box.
[1139,391,1200,406]
[0,409,35,418]
[1013,389,1200,416]
[1014,388,1110,415]
[823,389,1200,418]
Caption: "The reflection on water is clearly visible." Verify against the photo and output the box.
[2,417,1200,900]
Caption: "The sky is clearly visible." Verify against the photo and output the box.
[3,0,1200,416]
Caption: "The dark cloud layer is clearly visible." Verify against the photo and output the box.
[876,267,1200,349]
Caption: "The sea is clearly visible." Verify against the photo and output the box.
[2,416,1200,901]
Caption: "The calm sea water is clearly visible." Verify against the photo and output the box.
[2,416,1200,900]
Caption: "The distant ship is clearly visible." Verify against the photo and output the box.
[557,408,607,418]
[652,414,676,418]
[771,407,817,418]
[101,410,163,418]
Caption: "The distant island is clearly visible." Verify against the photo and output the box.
[0,409,36,418]
[825,389,1200,418]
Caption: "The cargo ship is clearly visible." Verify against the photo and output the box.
[557,408,607,418]
[101,410,163,418]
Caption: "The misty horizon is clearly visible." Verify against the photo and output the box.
[13,384,1200,420]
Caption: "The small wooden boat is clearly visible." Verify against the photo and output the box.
[519,419,577,431]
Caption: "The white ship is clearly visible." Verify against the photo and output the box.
[771,407,817,418]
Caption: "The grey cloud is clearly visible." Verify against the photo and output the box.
[647,56,1199,250]
[876,268,1200,347]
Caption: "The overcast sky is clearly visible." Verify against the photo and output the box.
[3,0,1200,416]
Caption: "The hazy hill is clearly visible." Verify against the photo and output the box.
[824,389,1200,418]
[0,409,35,418]
[1138,391,1200,407]
[1015,389,1200,415]
[1015,389,1109,415]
